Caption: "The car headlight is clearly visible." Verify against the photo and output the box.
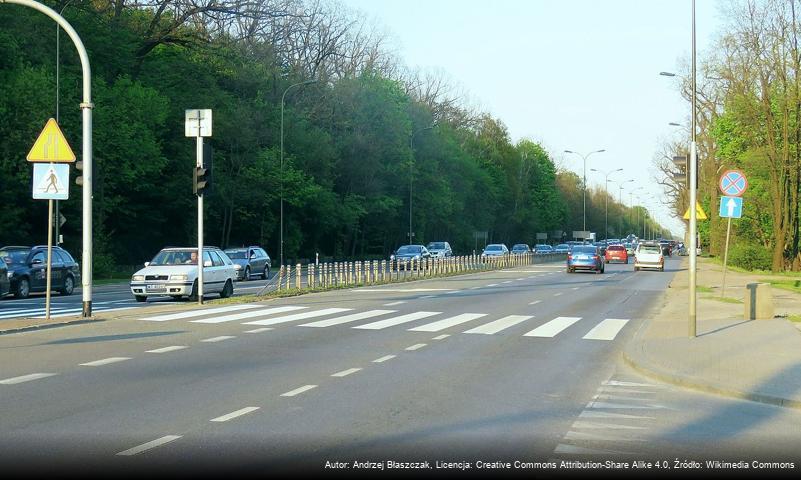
[170,274,188,281]
[233,264,242,271]
[390,255,395,261]
[132,275,144,281]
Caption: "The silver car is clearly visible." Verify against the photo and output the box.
[130,247,237,302]
[426,241,453,258]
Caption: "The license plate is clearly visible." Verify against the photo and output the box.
[146,284,166,291]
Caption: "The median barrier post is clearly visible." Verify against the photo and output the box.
[745,283,774,320]
[296,264,301,289]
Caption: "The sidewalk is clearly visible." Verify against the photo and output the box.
[624,257,801,409]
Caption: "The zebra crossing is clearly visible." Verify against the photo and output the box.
[137,303,631,341]
[0,302,143,320]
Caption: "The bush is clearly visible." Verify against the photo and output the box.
[728,242,772,271]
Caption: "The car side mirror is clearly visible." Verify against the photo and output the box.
[144,262,150,267]
[31,258,43,265]
[203,260,213,267]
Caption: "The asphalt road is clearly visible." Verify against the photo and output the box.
[1,257,799,476]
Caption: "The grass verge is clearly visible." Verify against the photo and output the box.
[759,279,801,295]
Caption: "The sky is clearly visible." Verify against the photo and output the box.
[340,0,727,237]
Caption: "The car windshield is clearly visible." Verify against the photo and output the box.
[556,244,569,249]
[427,242,446,250]
[536,245,550,249]
[150,249,198,265]
[224,250,247,259]
[640,246,662,254]
[512,244,527,249]
[0,249,30,264]
[608,246,625,251]
[572,246,597,254]
[396,246,421,254]
[485,245,502,251]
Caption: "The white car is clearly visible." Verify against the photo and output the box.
[130,247,237,302]
[634,243,664,272]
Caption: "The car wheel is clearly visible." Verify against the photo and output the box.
[220,279,234,298]
[59,275,75,296]
[635,266,640,271]
[135,295,147,303]
[244,266,251,280]
[188,280,199,301]
[566,267,572,273]
[15,278,30,299]
[262,266,269,280]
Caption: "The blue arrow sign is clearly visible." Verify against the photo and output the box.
[719,196,743,218]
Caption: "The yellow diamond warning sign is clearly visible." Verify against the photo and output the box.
[26,118,76,163]
[683,202,708,220]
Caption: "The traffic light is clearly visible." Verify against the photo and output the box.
[75,160,84,186]
[193,144,213,196]
[671,155,687,186]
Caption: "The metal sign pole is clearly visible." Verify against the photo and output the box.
[721,217,732,298]
[45,198,54,320]
[197,133,204,305]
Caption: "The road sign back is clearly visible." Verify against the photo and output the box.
[719,170,748,197]
[27,118,76,163]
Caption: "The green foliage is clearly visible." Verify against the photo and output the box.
[729,242,773,271]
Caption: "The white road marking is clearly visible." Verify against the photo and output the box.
[356,288,453,293]
[117,435,182,456]
[405,343,427,351]
[579,411,654,420]
[523,316,581,337]
[353,311,440,330]
[486,284,499,287]
[409,313,487,332]
[210,407,260,422]
[564,430,643,442]
[586,401,668,410]
[281,385,317,397]
[0,373,58,385]
[432,334,450,340]
[383,301,405,306]
[420,295,436,299]
[516,278,526,281]
[464,315,533,335]
[243,308,352,326]
[528,300,542,306]
[141,304,262,322]
[554,443,630,455]
[201,336,236,343]
[553,292,562,297]
[445,290,460,294]
[146,346,188,353]
[469,286,481,290]
[191,306,307,324]
[79,357,131,367]
[572,421,647,430]
[301,310,395,328]
[502,281,512,284]
[583,319,630,341]
[596,387,655,395]
[572,287,580,290]
[372,355,396,363]
[244,327,273,333]
[331,368,362,377]
[603,380,663,388]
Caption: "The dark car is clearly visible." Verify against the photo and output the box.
[223,246,271,280]
[567,245,604,274]
[0,258,9,297]
[511,243,531,255]
[0,245,81,298]
[391,245,431,262]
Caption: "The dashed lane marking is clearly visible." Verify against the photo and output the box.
[201,336,236,343]
[210,407,260,422]
[372,355,396,363]
[432,334,450,340]
[0,373,58,385]
[146,346,188,353]
[117,435,182,456]
[331,368,362,378]
[79,357,131,367]
[244,328,273,334]
[281,385,317,397]
[405,343,427,351]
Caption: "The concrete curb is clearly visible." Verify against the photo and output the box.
[0,317,104,336]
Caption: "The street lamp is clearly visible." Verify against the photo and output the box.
[590,167,622,240]
[279,78,317,267]
[617,179,634,236]
[661,0,698,337]
[409,124,434,244]
[54,0,74,246]
[629,186,644,234]
[564,149,605,235]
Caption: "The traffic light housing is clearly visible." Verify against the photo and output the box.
[193,144,213,196]
[75,160,84,186]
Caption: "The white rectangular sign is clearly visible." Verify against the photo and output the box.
[32,163,69,200]
[185,109,212,137]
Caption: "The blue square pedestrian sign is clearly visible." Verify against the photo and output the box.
[719,196,743,218]
[32,163,69,200]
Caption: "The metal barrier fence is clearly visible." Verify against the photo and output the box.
[265,253,565,294]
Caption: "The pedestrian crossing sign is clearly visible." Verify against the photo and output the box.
[682,202,708,220]
[32,163,70,200]
[26,118,76,163]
